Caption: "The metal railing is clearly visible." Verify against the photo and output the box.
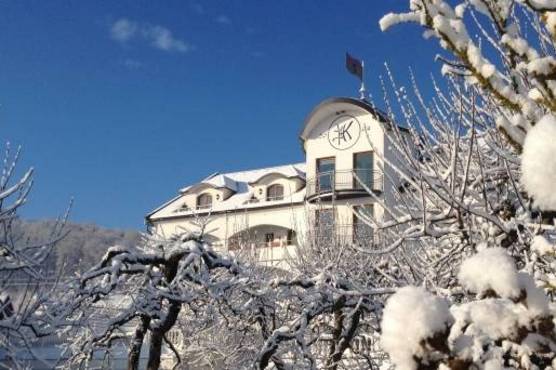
[306,169,383,199]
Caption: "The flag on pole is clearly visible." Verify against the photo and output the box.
[346,52,363,81]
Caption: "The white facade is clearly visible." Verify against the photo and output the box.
[146,97,401,266]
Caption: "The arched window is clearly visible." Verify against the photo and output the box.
[267,184,284,201]
[197,193,213,209]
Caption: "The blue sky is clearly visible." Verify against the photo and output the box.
[0,1,441,230]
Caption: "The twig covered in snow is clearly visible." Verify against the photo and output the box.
[380,0,556,150]
[0,142,69,369]
[60,224,273,370]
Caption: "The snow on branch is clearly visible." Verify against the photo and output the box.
[521,114,556,210]
[380,0,556,150]
[382,248,555,369]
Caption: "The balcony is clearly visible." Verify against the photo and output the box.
[306,169,383,201]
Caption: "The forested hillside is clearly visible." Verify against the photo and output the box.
[13,219,142,276]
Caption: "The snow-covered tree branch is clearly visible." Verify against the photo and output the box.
[380,0,556,150]
[374,2,556,368]
[61,223,266,370]
[0,143,69,369]
[382,248,556,369]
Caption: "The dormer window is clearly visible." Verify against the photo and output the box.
[267,184,284,201]
[197,193,213,209]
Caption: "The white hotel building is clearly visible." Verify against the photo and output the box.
[146,96,404,265]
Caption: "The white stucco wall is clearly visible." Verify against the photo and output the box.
[150,204,305,245]
[302,101,385,188]
[147,97,392,267]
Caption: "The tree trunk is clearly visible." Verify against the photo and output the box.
[128,315,150,370]
[146,330,164,370]
[326,304,361,370]
[146,300,182,370]
[326,308,345,370]
[145,252,187,369]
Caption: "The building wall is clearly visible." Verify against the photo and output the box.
[150,197,381,267]
[381,128,413,219]
[301,100,386,235]
[304,106,385,187]
[151,203,306,267]
[148,98,391,267]
[151,204,305,245]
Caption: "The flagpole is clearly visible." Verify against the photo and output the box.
[359,60,367,100]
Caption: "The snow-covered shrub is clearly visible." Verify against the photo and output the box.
[531,235,555,257]
[521,114,556,211]
[382,249,556,370]
[381,286,452,370]
[375,3,556,366]
[458,247,521,299]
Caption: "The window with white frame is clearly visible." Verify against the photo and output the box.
[267,184,284,201]
[196,193,213,209]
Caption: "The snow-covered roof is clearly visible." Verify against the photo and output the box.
[184,173,239,193]
[181,163,305,193]
[246,164,306,184]
[147,163,306,221]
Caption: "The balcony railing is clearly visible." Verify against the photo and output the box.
[306,169,383,200]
